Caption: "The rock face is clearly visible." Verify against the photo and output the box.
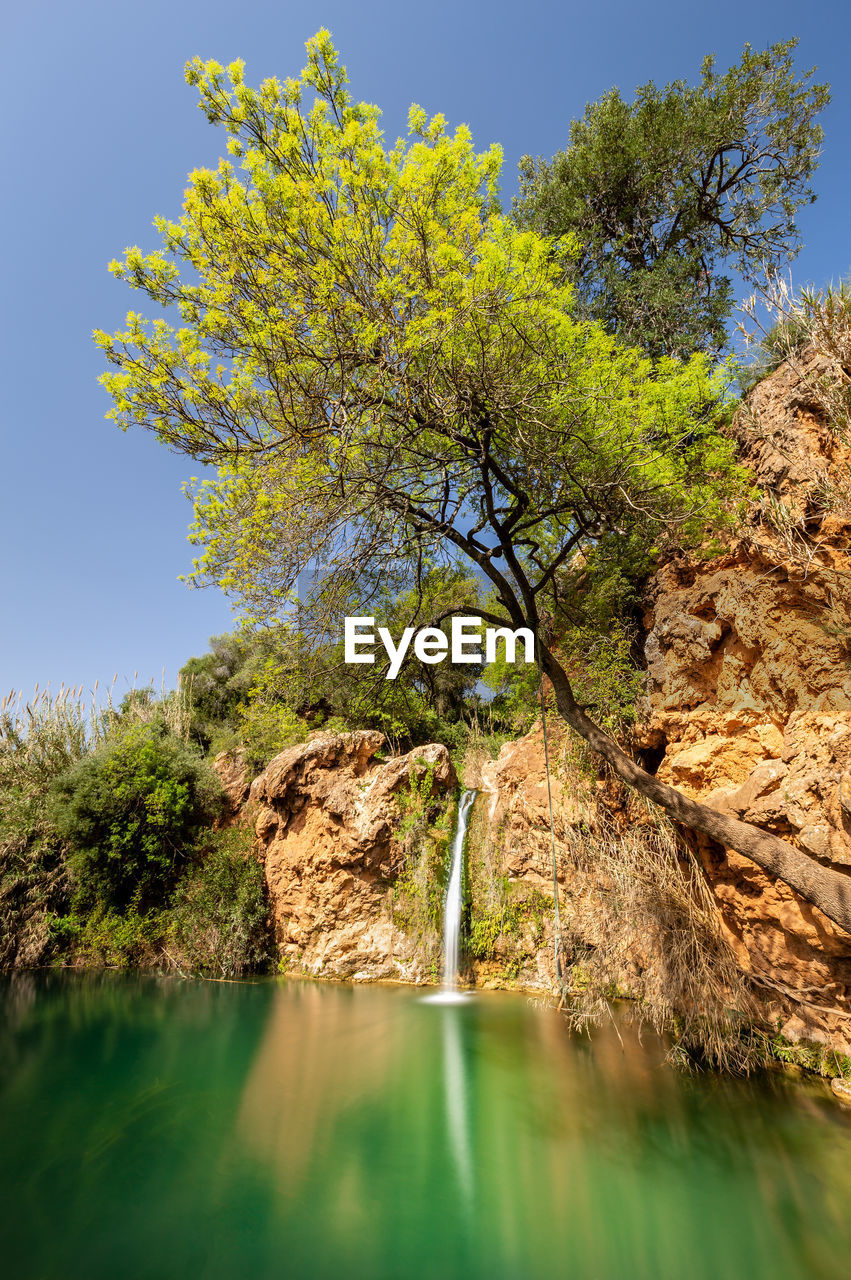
[249,731,456,981]
[212,748,251,821]
[637,351,851,1052]
[473,726,573,991]
[465,353,851,1050]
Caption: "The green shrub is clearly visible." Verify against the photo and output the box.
[169,828,273,977]
[54,904,167,968]
[50,828,273,975]
[236,695,310,773]
[0,689,89,966]
[52,722,223,911]
[468,898,522,960]
[180,629,268,750]
[768,1033,851,1081]
[392,783,455,969]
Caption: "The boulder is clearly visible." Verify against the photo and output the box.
[212,748,251,822]
[250,731,456,980]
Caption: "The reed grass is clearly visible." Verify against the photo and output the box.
[0,675,194,968]
[557,799,765,1073]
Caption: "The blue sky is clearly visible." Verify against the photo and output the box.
[2,0,849,699]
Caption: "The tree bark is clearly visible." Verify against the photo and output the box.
[542,649,851,936]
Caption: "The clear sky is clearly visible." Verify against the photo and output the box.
[2,0,849,700]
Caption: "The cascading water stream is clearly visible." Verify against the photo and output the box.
[419,788,473,1008]
[441,789,476,992]
[420,790,477,1196]
[421,789,476,1006]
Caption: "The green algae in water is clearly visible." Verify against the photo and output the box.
[1,973,850,1279]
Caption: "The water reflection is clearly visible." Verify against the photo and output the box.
[226,981,851,1279]
[1,975,851,1280]
[441,1005,472,1202]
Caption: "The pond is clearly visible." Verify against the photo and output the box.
[1,974,849,1279]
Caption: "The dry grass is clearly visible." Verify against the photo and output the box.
[741,273,851,455]
[0,686,91,966]
[456,717,764,1068]
[556,798,766,1073]
[456,713,516,790]
[459,743,491,790]
[1,671,193,752]
[736,274,851,655]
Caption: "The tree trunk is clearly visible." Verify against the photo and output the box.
[542,649,851,936]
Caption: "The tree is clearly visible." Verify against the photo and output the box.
[95,33,851,935]
[181,566,485,762]
[513,39,829,359]
[52,721,223,910]
[180,628,283,749]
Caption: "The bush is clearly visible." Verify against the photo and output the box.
[0,689,89,966]
[168,828,273,977]
[236,696,309,773]
[52,721,223,911]
[54,904,167,968]
[180,629,283,751]
[50,829,273,975]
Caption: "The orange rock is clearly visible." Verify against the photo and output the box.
[249,731,456,981]
[212,747,251,822]
[636,352,851,1052]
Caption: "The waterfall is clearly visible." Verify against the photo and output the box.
[422,793,476,1188]
[414,788,468,998]
[421,789,476,1005]
[441,789,476,992]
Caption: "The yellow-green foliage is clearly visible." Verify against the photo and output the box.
[54,904,166,969]
[467,892,522,959]
[467,879,552,966]
[235,692,310,773]
[95,31,746,637]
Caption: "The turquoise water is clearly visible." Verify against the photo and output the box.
[1,974,850,1279]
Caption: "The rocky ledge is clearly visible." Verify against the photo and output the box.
[219,731,456,981]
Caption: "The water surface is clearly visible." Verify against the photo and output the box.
[1,974,849,1279]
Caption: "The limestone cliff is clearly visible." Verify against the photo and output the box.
[237,731,456,981]
[635,350,851,1050]
[469,727,575,992]
[469,352,851,1049]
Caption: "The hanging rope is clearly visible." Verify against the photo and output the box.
[536,637,563,983]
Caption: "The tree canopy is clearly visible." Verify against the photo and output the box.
[96,34,731,616]
[513,39,829,359]
[181,567,488,765]
[95,33,851,935]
